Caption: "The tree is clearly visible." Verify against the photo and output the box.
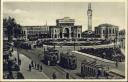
[13,24,22,38]
[3,17,22,42]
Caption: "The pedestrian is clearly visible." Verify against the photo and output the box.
[52,72,57,79]
[96,70,99,79]
[115,60,118,68]
[31,61,34,67]
[105,72,109,79]
[40,64,43,72]
[66,72,69,79]
[29,64,31,71]
[19,59,21,66]
[35,63,37,69]
[14,58,17,62]
[37,64,39,70]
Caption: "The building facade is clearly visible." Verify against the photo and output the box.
[118,29,125,50]
[21,25,49,40]
[95,24,119,41]
[21,17,82,40]
[49,17,82,39]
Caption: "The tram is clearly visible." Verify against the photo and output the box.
[81,59,109,78]
[43,47,59,66]
[59,53,77,70]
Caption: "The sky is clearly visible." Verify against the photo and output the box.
[3,2,125,31]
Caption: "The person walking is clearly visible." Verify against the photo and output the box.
[29,64,32,71]
[52,72,57,79]
[35,63,37,69]
[19,59,21,66]
[115,60,118,68]
[31,61,34,67]
[37,64,39,70]
[66,72,69,79]
[40,64,43,72]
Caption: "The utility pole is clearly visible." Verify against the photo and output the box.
[74,38,76,51]
[17,38,20,66]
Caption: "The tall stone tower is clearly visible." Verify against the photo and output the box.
[87,3,92,31]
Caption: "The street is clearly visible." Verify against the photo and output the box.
[13,50,49,79]
[15,43,125,79]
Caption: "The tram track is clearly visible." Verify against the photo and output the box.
[18,48,77,79]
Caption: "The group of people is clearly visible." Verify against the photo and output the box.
[79,47,124,62]
[29,61,43,72]
[52,72,70,79]
[28,61,70,79]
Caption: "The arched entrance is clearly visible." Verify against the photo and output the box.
[64,28,70,38]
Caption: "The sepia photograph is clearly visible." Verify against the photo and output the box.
[1,0,127,81]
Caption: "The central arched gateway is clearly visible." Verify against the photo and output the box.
[64,28,70,38]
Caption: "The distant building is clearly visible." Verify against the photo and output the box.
[49,17,82,39]
[118,29,125,50]
[95,24,119,41]
[21,25,49,40]
[21,17,82,40]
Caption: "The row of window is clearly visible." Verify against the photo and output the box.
[95,28,118,34]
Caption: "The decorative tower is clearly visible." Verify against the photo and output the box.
[45,20,48,31]
[87,3,92,31]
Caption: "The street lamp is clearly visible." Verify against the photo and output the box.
[73,38,76,51]
[16,39,20,66]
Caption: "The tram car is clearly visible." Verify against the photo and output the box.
[59,53,77,70]
[43,47,59,66]
[81,60,109,78]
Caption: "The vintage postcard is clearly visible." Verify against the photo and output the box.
[0,0,127,82]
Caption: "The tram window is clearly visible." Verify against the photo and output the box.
[53,56,56,60]
[89,67,91,72]
[72,60,75,63]
[87,67,89,71]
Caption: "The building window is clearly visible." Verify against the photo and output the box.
[103,30,105,34]
[113,29,115,34]
[109,29,111,34]
[78,34,80,38]
[55,34,57,38]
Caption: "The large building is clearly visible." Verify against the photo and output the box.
[21,25,49,40]
[118,29,125,50]
[21,17,82,40]
[95,24,119,41]
[49,17,82,39]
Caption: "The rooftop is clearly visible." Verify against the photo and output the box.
[95,23,118,28]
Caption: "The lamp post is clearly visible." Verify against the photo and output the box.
[16,38,20,66]
[73,38,76,51]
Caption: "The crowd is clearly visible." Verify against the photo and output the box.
[79,48,125,62]
[28,61,70,79]
[28,61,43,72]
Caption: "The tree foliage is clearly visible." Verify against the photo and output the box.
[3,16,22,41]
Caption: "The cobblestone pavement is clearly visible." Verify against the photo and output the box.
[13,51,49,79]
